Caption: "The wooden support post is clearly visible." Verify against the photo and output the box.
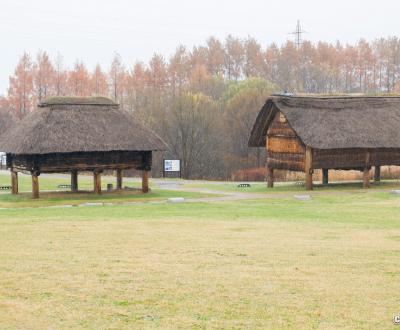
[305,146,313,191]
[322,169,329,185]
[374,166,381,182]
[71,170,78,192]
[116,169,123,190]
[363,168,370,188]
[363,150,371,189]
[267,167,274,188]
[11,170,18,195]
[142,170,149,193]
[94,171,102,194]
[31,172,39,199]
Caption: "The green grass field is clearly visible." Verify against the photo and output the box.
[0,174,400,328]
[185,179,400,193]
[0,172,146,192]
[0,174,214,208]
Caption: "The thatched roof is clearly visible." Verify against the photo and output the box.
[249,95,400,149]
[39,96,118,106]
[0,97,167,155]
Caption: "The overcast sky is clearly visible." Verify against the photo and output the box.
[1,0,399,94]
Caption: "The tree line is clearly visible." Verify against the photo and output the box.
[1,36,400,179]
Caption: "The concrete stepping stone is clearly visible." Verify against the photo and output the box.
[294,195,312,201]
[168,197,185,203]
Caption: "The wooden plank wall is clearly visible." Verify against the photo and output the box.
[313,149,366,169]
[265,111,400,172]
[313,148,400,170]
[266,111,305,171]
[8,151,152,173]
[370,149,400,166]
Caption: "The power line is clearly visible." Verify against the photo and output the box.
[289,20,306,49]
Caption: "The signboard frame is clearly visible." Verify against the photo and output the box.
[163,159,182,178]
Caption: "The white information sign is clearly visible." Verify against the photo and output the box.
[0,152,6,166]
[164,160,181,172]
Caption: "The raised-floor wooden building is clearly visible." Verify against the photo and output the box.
[249,95,400,190]
[0,97,166,198]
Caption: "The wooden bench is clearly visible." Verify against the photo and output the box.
[57,184,71,189]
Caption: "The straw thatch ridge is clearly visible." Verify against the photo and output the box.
[249,95,400,149]
[39,96,118,107]
[0,97,167,155]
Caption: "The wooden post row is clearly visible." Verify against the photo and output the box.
[11,170,18,194]
[305,146,313,190]
[116,169,123,190]
[71,170,78,192]
[267,167,274,188]
[363,150,371,189]
[31,172,39,199]
[374,166,381,182]
[322,169,329,185]
[94,171,102,194]
[142,170,149,193]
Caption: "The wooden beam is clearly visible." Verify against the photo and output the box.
[267,167,274,188]
[363,150,371,189]
[322,169,329,185]
[94,171,102,194]
[71,170,78,192]
[116,169,123,190]
[31,172,39,199]
[305,146,313,190]
[11,170,18,194]
[374,166,381,182]
[142,170,149,193]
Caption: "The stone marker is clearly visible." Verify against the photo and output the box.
[78,202,104,207]
[168,197,185,203]
[46,205,74,208]
[157,182,182,189]
[294,195,312,201]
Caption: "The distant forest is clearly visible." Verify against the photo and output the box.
[1,36,400,179]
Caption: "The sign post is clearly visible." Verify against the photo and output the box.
[163,159,181,178]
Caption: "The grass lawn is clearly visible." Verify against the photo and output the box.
[1,186,400,328]
[184,179,400,193]
[0,172,144,192]
[0,174,215,208]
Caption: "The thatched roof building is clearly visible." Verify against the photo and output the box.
[249,95,400,190]
[1,97,165,154]
[0,97,167,198]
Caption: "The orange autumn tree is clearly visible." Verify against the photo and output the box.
[34,51,56,102]
[91,64,108,96]
[3,36,400,179]
[8,52,34,119]
[68,61,90,97]
[109,53,127,108]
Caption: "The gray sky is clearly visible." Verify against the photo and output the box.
[1,0,399,94]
